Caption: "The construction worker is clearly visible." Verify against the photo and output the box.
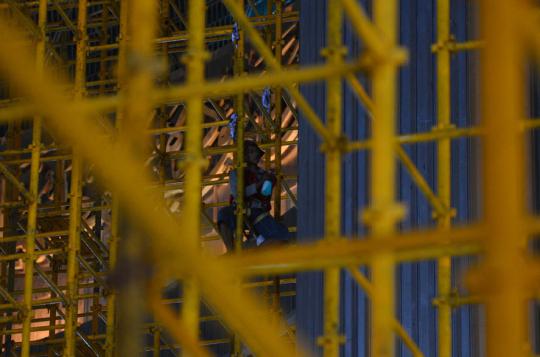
[218,140,290,252]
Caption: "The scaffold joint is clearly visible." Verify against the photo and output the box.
[432,122,457,132]
[320,134,349,153]
[273,39,285,47]
[176,154,209,171]
[181,49,211,64]
[16,306,31,322]
[320,45,348,58]
[365,47,409,67]
[432,289,460,307]
[317,334,347,346]
[431,207,457,220]
[361,203,407,227]
[431,35,457,52]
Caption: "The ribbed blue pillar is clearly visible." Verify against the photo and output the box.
[296,1,326,354]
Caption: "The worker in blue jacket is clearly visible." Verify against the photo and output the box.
[218,140,290,252]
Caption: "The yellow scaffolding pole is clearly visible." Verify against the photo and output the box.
[347,267,424,357]
[106,2,128,349]
[434,0,453,356]
[105,197,119,356]
[368,1,400,357]
[20,1,47,355]
[319,0,344,355]
[227,226,482,276]
[155,1,169,352]
[341,0,389,59]
[64,1,86,354]
[106,0,128,344]
[0,60,370,123]
[182,0,207,347]
[2,98,21,356]
[481,0,529,356]
[115,0,158,355]
[64,151,82,356]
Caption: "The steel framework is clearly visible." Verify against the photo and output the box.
[0,0,538,356]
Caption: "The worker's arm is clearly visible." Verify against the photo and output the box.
[258,170,276,196]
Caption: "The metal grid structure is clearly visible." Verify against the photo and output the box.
[0,1,299,355]
[0,0,538,356]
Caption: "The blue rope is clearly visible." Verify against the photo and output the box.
[231,23,240,48]
[229,113,238,140]
[262,87,272,113]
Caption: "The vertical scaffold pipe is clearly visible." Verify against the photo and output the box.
[435,0,452,356]
[104,1,128,355]
[64,155,83,355]
[183,0,207,347]
[481,0,528,356]
[321,0,343,356]
[370,0,399,356]
[3,119,22,356]
[64,1,87,354]
[153,327,161,357]
[106,197,119,356]
[116,0,157,355]
[21,1,47,355]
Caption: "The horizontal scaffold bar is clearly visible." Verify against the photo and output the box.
[225,226,484,276]
[0,59,372,122]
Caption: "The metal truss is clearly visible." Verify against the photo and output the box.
[0,0,538,357]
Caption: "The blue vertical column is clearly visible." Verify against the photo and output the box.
[297,1,327,355]
[397,0,438,356]
[450,0,482,356]
[529,61,540,355]
[340,1,371,355]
